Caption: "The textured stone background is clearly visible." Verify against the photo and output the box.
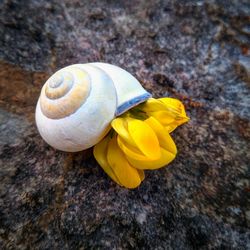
[0,0,250,249]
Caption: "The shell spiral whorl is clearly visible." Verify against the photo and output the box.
[40,66,91,119]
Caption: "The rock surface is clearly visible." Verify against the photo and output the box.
[0,0,249,249]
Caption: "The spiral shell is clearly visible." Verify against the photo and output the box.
[36,63,151,152]
[40,67,91,119]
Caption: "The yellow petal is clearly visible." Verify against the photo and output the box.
[138,169,145,181]
[159,97,185,112]
[107,135,142,189]
[126,147,176,170]
[142,98,167,112]
[117,136,149,161]
[147,110,175,126]
[142,97,189,132]
[165,124,178,133]
[127,119,161,160]
[158,97,189,123]
[144,116,177,154]
[93,136,122,186]
[111,117,136,147]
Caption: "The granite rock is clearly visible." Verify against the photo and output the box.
[0,0,249,249]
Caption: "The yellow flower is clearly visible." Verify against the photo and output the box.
[112,117,177,170]
[141,97,189,133]
[93,97,189,189]
[93,133,145,189]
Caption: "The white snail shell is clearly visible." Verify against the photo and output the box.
[35,63,151,152]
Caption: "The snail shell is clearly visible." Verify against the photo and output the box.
[36,63,151,152]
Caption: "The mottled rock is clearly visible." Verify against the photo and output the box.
[234,55,250,84]
[0,0,249,249]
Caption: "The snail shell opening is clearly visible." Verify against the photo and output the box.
[90,63,151,115]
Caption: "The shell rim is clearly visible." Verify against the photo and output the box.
[115,92,152,116]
